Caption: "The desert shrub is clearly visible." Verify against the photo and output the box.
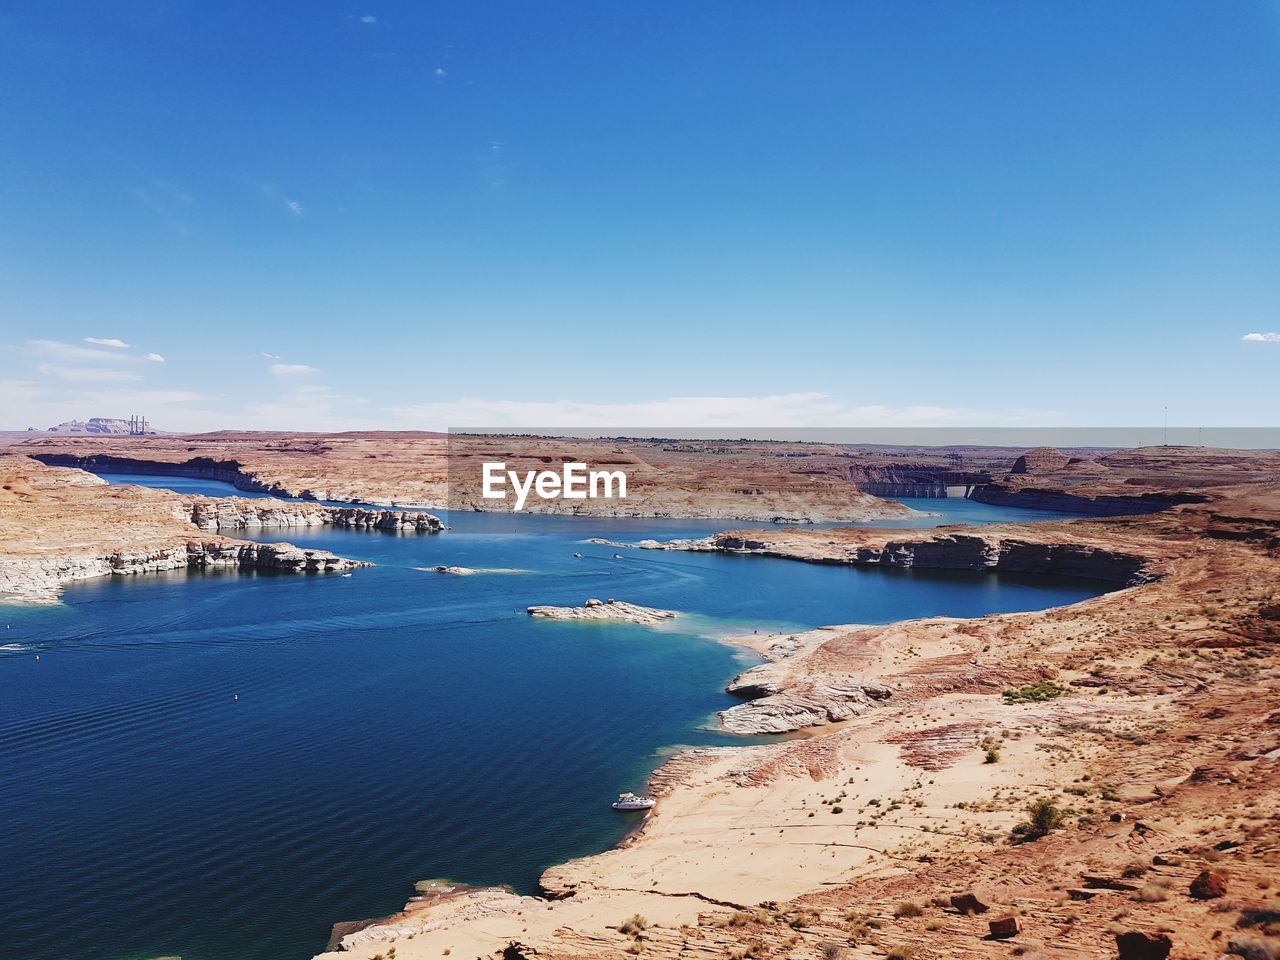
[619,914,648,936]
[1013,797,1067,840]
[894,901,923,918]
[1003,682,1068,703]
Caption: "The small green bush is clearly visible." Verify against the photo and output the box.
[1003,682,1068,703]
[1012,797,1067,840]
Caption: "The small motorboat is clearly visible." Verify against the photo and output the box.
[612,792,656,811]
[573,552,583,558]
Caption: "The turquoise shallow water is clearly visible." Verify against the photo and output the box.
[0,476,1106,960]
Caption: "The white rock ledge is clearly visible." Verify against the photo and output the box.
[526,598,678,624]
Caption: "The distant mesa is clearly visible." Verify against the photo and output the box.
[1005,446,1109,480]
[44,416,160,436]
[1008,447,1073,475]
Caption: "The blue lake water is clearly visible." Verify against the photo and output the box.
[0,475,1105,960]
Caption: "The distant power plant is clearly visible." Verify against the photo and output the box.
[44,416,155,435]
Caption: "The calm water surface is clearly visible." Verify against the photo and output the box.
[0,475,1103,960]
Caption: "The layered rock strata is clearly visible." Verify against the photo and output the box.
[184,497,443,533]
[648,525,1153,584]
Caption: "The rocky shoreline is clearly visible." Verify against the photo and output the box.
[0,540,370,603]
[315,484,1280,960]
[0,456,441,602]
[643,524,1155,584]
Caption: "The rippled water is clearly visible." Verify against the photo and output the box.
[0,476,1105,960]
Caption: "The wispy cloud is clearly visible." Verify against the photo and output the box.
[23,339,163,384]
[260,184,304,218]
[388,393,988,431]
[260,351,282,360]
[435,67,446,77]
[360,14,378,24]
[1242,332,1280,343]
[269,363,319,377]
[29,339,132,364]
[38,364,142,383]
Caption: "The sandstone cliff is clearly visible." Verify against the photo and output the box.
[0,540,369,603]
[0,456,378,602]
[648,524,1154,585]
[184,497,443,533]
[970,445,1280,514]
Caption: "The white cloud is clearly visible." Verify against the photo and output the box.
[435,67,446,77]
[84,337,129,349]
[269,363,319,377]
[360,14,378,23]
[286,200,304,217]
[28,339,132,364]
[260,351,282,360]
[1242,332,1280,343]
[388,393,976,431]
[144,352,166,363]
[0,382,212,431]
[38,364,142,383]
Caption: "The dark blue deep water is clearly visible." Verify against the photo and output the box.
[0,476,1105,960]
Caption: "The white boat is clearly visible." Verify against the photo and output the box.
[612,792,656,811]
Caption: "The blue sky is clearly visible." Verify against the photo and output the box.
[2,1,1278,431]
